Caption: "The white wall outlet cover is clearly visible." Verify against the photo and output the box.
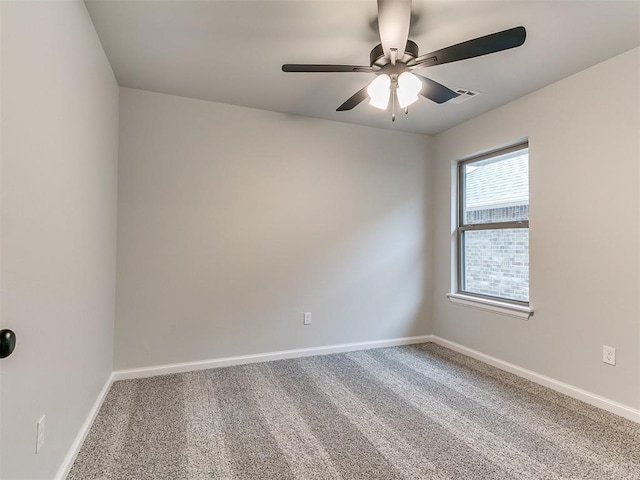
[36,415,45,454]
[303,312,312,325]
[602,345,616,366]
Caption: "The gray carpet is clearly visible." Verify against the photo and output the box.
[68,343,640,479]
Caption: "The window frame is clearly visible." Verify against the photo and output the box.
[456,142,530,306]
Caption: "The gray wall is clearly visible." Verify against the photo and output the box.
[432,47,640,409]
[115,88,433,370]
[0,1,119,478]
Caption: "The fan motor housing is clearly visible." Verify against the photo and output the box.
[370,40,419,67]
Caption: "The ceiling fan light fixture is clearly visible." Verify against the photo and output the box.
[397,72,422,108]
[367,74,391,109]
[282,0,527,117]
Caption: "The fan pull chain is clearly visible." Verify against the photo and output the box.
[392,88,396,122]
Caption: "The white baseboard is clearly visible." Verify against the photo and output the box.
[112,335,434,381]
[55,373,114,480]
[430,335,640,424]
[112,333,639,423]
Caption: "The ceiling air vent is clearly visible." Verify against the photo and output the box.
[450,89,481,104]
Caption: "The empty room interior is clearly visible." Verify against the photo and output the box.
[1,0,640,478]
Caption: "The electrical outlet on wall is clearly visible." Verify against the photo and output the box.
[303,312,312,325]
[36,415,45,454]
[602,345,616,366]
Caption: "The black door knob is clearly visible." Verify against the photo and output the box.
[0,329,16,359]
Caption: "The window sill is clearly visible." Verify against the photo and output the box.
[446,293,533,320]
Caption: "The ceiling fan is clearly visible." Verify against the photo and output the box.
[282,0,526,121]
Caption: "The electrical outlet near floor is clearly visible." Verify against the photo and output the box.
[36,415,45,454]
[602,345,616,366]
[303,312,312,325]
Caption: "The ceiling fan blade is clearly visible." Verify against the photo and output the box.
[336,84,370,111]
[282,64,375,73]
[377,0,411,59]
[416,75,459,104]
[410,26,526,68]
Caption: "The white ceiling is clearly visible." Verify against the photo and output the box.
[85,0,640,135]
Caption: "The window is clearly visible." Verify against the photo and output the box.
[457,143,529,305]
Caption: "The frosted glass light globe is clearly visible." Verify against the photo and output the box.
[367,74,391,110]
[397,72,422,108]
